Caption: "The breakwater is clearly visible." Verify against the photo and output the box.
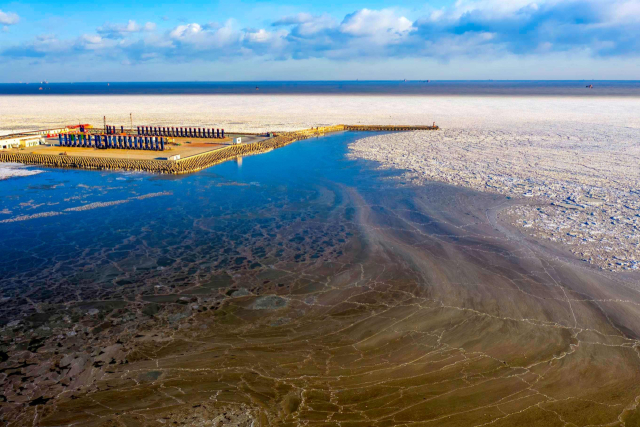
[0,124,437,174]
[345,125,439,131]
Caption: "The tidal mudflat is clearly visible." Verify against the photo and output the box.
[349,124,640,272]
[2,130,640,426]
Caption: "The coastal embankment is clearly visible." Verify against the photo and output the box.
[0,124,437,174]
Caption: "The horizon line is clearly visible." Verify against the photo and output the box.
[2,79,640,84]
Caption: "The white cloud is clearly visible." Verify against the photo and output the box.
[98,20,156,38]
[244,29,271,43]
[169,23,202,39]
[609,0,640,23]
[4,2,640,64]
[340,9,414,42]
[243,28,288,54]
[167,21,243,51]
[273,13,314,26]
[274,13,337,38]
[82,34,103,44]
[0,10,19,25]
[451,0,541,19]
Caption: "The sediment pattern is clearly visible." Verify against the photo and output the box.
[2,131,640,426]
[11,183,640,427]
[0,125,436,174]
[349,127,640,272]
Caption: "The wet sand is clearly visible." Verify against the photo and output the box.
[50,188,640,425]
[5,175,640,426]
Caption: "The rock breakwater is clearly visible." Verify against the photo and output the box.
[0,125,437,175]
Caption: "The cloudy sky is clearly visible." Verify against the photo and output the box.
[1,0,639,81]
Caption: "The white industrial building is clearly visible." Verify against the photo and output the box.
[0,135,45,150]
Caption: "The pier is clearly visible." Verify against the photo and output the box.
[0,124,438,174]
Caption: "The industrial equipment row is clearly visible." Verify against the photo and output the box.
[136,126,224,138]
[59,134,165,151]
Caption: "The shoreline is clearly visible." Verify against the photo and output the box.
[0,125,438,174]
[348,127,640,273]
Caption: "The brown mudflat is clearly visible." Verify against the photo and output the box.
[25,182,640,427]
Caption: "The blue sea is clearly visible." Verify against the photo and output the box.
[1,81,639,96]
[0,131,402,322]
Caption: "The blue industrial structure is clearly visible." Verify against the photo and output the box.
[57,121,227,152]
[57,132,165,151]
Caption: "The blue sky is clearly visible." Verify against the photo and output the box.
[1,0,639,81]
